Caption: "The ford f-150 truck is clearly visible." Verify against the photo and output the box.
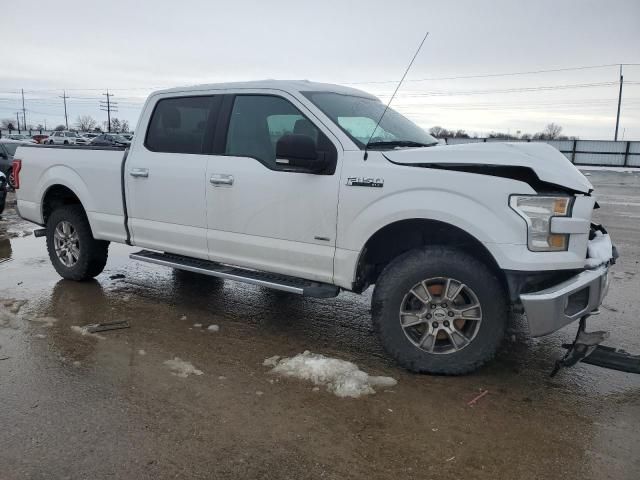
[12,80,615,374]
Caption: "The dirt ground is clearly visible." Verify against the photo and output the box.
[1,170,639,480]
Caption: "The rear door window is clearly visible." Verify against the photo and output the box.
[145,96,222,154]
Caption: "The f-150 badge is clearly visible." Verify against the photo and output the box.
[346,177,384,188]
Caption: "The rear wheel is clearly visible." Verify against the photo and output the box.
[46,205,109,281]
[372,246,507,375]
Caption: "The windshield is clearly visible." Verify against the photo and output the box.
[302,92,437,149]
[3,143,19,155]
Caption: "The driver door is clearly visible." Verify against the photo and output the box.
[205,93,341,283]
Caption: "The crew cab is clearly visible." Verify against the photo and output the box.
[12,80,616,374]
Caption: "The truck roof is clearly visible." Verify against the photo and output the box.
[152,80,378,100]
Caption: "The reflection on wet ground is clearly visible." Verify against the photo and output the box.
[1,173,639,479]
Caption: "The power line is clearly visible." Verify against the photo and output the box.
[344,63,640,85]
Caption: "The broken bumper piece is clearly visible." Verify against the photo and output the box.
[520,264,610,337]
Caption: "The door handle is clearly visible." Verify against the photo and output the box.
[129,168,149,178]
[210,174,234,186]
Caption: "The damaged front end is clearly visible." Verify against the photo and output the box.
[518,224,638,375]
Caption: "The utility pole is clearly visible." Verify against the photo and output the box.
[21,89,27,131]
[100,90,118,132]
[60,90,69,129]
[614,64,623,141]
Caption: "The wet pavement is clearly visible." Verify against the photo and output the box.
[1,170,639,480]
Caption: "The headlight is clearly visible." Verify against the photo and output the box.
[510,196,572,251]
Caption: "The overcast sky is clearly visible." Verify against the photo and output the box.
[2,0,639,139]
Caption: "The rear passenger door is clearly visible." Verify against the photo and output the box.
[205,93,341,283]
[125,95,222,259]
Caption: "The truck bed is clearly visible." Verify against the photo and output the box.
[15,144,129,243]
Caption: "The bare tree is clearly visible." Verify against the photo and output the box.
[543,123,562,139]
[121,120,130,133]
[76,115,97,132]
[111,118,122,133]
[54,124,66,131]
[429,126,453,138]
[1,119,16,129]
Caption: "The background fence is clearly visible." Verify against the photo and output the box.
[443,138,640,167]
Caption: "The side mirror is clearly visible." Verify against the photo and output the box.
[275,134,328,173]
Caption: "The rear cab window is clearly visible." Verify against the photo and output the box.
[145,95,222,154]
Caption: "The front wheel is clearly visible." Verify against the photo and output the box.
[46,205,109,281]
[372,246,507,375]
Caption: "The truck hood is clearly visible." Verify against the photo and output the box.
[383,142,593,193]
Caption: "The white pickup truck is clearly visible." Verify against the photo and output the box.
[13,80,616,374]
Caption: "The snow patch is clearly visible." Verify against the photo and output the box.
[585,231,613,268]
[164,357,204,378]
[193,323,202,328]
[138,349,146,356]
[265,351,397,398]
[207,324,220,332]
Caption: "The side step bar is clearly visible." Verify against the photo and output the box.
[130,250,340,298]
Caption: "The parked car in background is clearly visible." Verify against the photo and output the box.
[32,134,50,144]
[120,133,134,141]
[7,134,35,143]
[83,133,100,140]
[0,171,7,215]
[75,135,90,145]
[90,133,131,147]
[47,131,84,145]
[0,139,24,187]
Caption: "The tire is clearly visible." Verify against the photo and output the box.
[63,141,69,145]
[46,205,109,281]
[7,168,15,190]
[372,246,507,375]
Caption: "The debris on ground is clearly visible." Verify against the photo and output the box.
[35,334,46,339]
[28,316,58,328]
[0,356,10,361]
[138,349,146,356]
[164,357,204,377]
[207,324,220,332]
[265,351,397,398]
[467,389,489,406]
[180,315,187,321]
[84,320,130,333]
[70,325,106,340]
[109,273,126,280]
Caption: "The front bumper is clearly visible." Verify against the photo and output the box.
[520,264,610,337]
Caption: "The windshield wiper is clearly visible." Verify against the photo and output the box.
[366,140,437,149]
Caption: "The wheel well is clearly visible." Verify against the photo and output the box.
[42,185,83,224]
[354,219,506,293]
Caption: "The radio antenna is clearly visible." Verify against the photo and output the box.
[364,31,429,160]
